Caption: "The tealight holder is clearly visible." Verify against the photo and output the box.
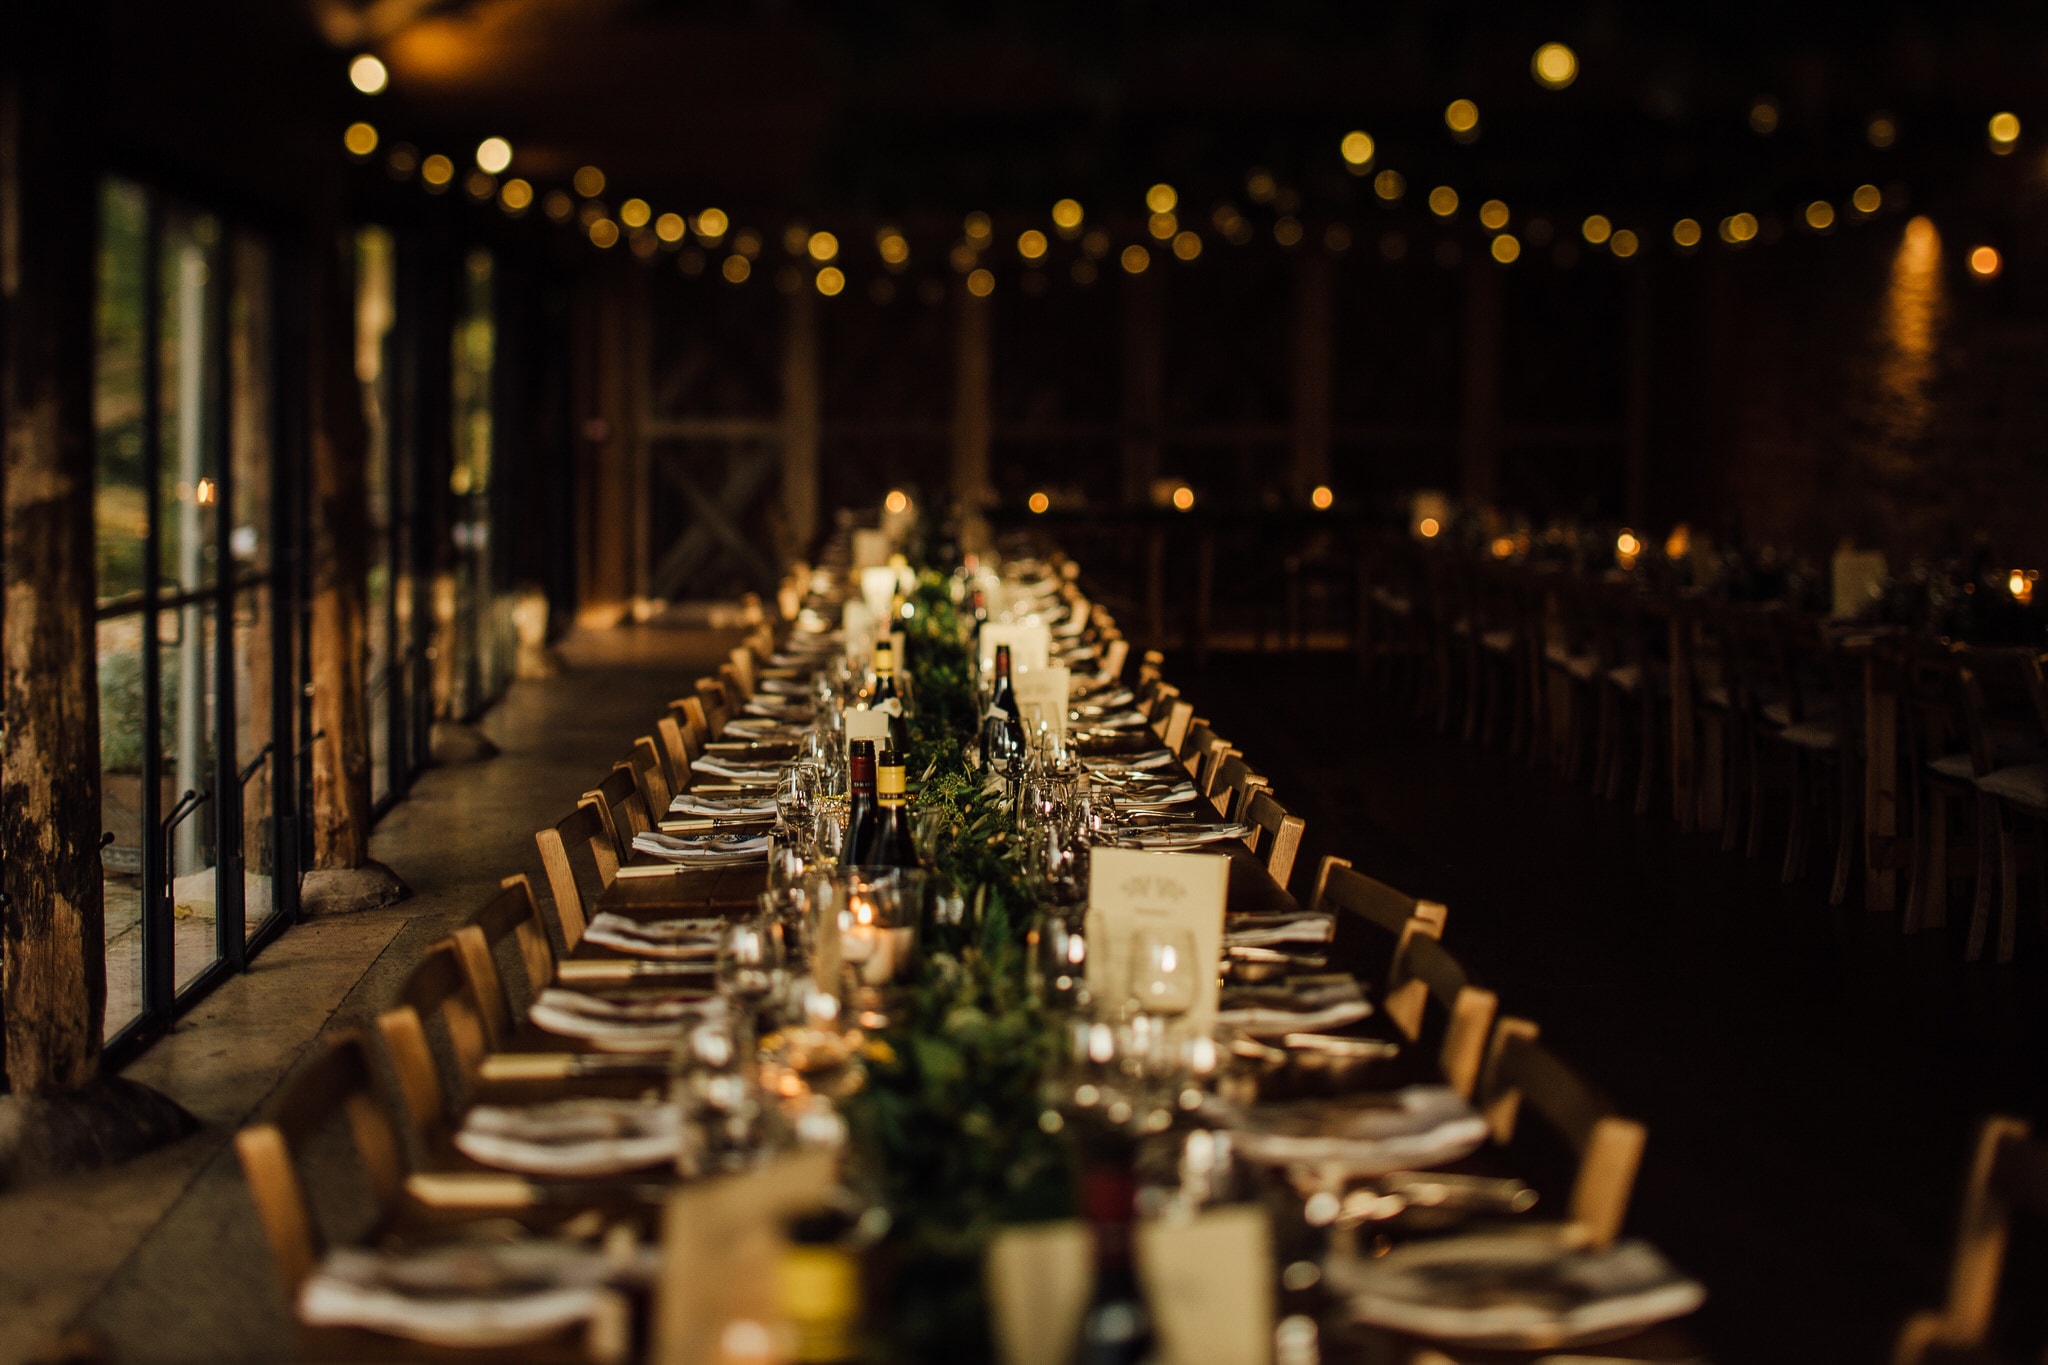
[806,867,927,988]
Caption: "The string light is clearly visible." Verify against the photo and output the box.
[1052,198,1084,230]
[1340,131,1375,167]
[722,255,751,283]
[1479,199,1510,229]
[1444,99,1480,136]
[1173,230,1202,261]
[1146,183,1178,213]
[1749,98,1780,135]
[1310,485,1334,510]
[1610,229,1639,257]
[1988,111,2021,152]
[574,166,606,197]
[1491,233,1521,263]
[655,212,686,243]
[1805,200,1836,230]
[697,207,729,238]
[1246,170,1277,203]
[1028,492,1051,514]
[1274,217,1303,247]
[499,178,532,212]
[588,219,618,248]
[1017,229,1048,260]
[816,267,845,296]
[878,229,909,266]
[964,211,992,244]
[1968,245,2002,278]
[1428,186,1459,217]
[420,153,453,187]
[1374,169,1406,202]
[1172,486,1195,511]
[1121,244,1151,274]
[620,198,651,229]
[1531,43,1577,89]
[1582,214,1612,245]
[807,231,839,262]
[1868,115,1898,149]
[966,267,995,297]
[543,190,573,222]
[348,54,388,95]
[1149,212,1177,240]
[1672,219,1702,248]
[1851,184,1882,214]
[475,137,513,174]
[343,122,378,156]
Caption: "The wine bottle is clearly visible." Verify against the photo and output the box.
[1072,1162,1157,1365]
[981,643,1026,770]
[841,739,879,868]
[870,641,911,753]
[862,746,920,868]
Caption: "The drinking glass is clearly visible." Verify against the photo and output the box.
[812,803,846,866]
[776,764,815,838]
[718,916,785,1008]
[1128,927,1199,1017]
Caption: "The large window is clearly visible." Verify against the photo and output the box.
[94,178,298,1052]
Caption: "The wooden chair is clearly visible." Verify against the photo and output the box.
[627,735,673,820]
[673,695,712,752]
[1242,789,1305,890]
[656,714,695,798]
[454,874,557,1051]
[376,938,491,1158]
[1956,652,2048,962]
[1384,926,1497,1098]
[1209,751,1268,821]
[536,798,620,949]
[1478,1017,1646,1250]
[1308,856,1449,985]
[694,678,730,738]
[235,1031,408,1302]
[1180,722,1230,792]
[581,764,649,865]
[1894,1116,2048,1365]
[1158,698,1196,755]
[727,644,757,698]
[1098,636,1130,683]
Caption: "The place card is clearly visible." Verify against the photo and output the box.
[851,528,890,569]
[1085,848,1229,1032]
[845,707,893,755]
[981,620,1050,676]
[985,1221,1092,1365]
[1014,663,1070,745]
[860,565,900,624]
[843,600,875,665]
[1136,1205,1275,1365]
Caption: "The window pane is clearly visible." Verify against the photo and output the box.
[229,233,272,576]
[448,249,495,719]
[159,209,221,598]
[95,180,148,606]
[160,604,219,993]
[98,612,147,1040]
[233,585,277,938]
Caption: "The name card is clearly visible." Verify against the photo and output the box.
[985,1222,1092,1365]
[860,565,900,625]
[851,528,890,570]
[1085,848,1228,1033]
[1013,664,1070,746]
[843,601,875,666]
[845,707,893,754]
[981,621,1050,676]
[1137,1206,1275,1365]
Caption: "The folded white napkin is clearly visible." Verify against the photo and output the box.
[758,677,809,696]
[689,757,787,785]
[1087,747,1177,772]
[1119,782,1200,809]
[667,792,778,819]
[298,1240,613,1347]
[1086,708,1150,730]
[1118,821,1252,851]
[1213,1085,1488,1173]
[528,987,715,1052]
[454,1098,684,1177]
[631,831,770,865]
[722,716,807,740]
[1217,979,1372,1036]
[580,913,722,960]
[1225,915,1337,947]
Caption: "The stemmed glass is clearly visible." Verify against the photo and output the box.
[718,915,786,1011]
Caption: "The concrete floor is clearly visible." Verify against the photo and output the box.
[0,625,743,1365]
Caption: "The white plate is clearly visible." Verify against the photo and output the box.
[1326,1229,1706,1350]
[1208,1085,1485,1174]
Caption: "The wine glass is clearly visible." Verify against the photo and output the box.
[1128,927,1199,1018]
[776,764,815,839]
[718,916,785,1008]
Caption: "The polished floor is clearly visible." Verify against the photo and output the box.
[1178,649,2048,1364]
[0,625,745,1365]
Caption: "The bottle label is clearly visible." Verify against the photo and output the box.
[876,698,903,718]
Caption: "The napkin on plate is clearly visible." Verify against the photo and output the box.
[454,1097,684,1176]
[1087,747,1178,772]
[1216,978,1372,1035]
[689,757,787,785]
[1225,914,1337,947]
[298,1239,616,1347]
[1117,821,1253,851]
[631,831,770,865]
[1209,1085,1489,1173]
[1117,781,1200,809]
[580,913,722,960]
[667,792,778,820]
[527,987,716,1052]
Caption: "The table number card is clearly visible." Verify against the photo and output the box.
[851,528,889,570]
[1085,847,1228,1033]
[1136,1205,1275,1365]
[985,1221,1092,1365]
[1013,663,1070,746]
[980,620,1050,676]
[845,707,893,754]
[843,600,875,666]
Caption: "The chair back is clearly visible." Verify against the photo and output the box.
[1099,637,1130,682]
[454,874,556,1050]
[536,797,620,947]
[1210,751,1267,820]
[629,735,674,817]
[1309,856,1449,939]
[1242,790,1305,890]
[728,645,757,698]
[675,695,712,750]
[1894,1116,2048,1364]
[376,938,491,1155]
[233,1031,406,1296]
[583,763,649,863]
[1385,926,1497,1098]
[1159,698,1196,754]
[656,714,695,796]
[1478,1017,1646,1250]
[695,677,730,737]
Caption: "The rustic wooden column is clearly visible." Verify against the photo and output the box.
[780,285,820,560]
[1458,257,1502,505]
[1290,251,1333,500]
[952,284,992,511]
[0,16,105,1093]
[575,268,634,624]
[303,217,405,912]
[1121,267,1164,506]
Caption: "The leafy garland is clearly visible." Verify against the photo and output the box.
[840,569,1077,1357]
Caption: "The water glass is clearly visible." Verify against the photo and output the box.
[1129,927,1199,1017]
[718,916,785,1008]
